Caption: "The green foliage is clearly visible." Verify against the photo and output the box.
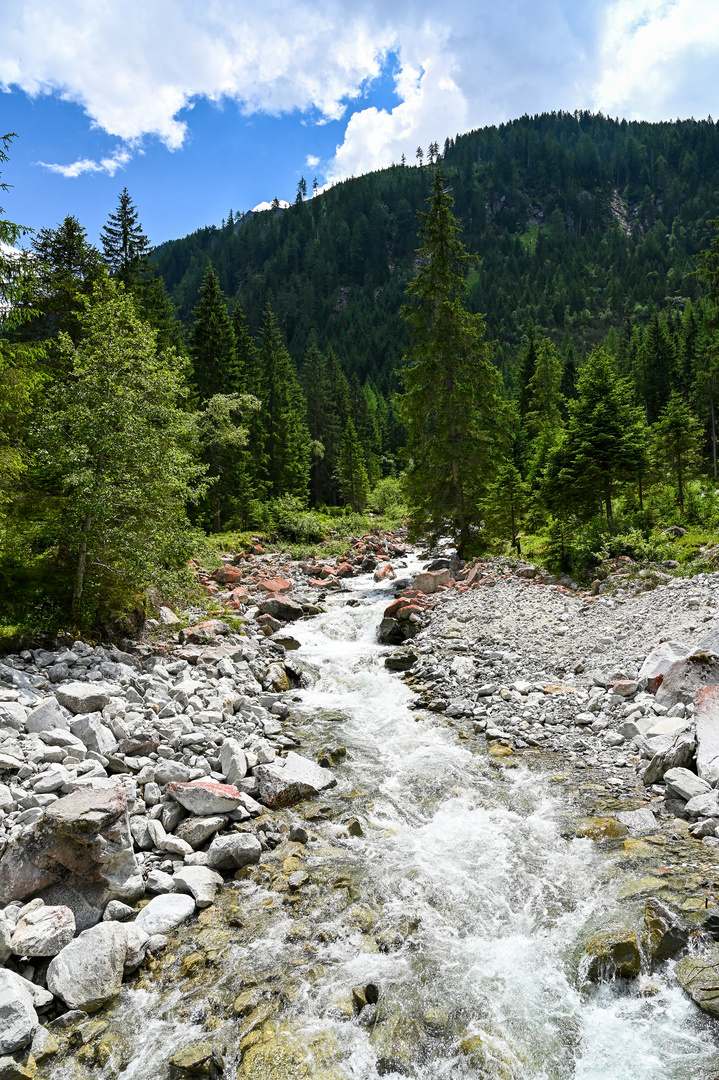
[400,171,509,552]
[481,462,529,551]
[22,279,205,626]
[368,475,406,513]
[337,418,370,512]
[189,264,236,401]
[257,304,311,499]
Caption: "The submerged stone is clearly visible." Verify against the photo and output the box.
[585,928,641,980]
[675,944,719,1018]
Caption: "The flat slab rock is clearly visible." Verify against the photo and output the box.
[54,681,118,715]
[167,779,244,815]
[135,893,196,936]
[254,751,336,809]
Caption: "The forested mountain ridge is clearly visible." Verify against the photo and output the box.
[153,111,719,389]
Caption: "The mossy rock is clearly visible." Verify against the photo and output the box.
[459,1031,518,1079]
[369,1016,424,1075]
[0,1053,37,1080]
[169,1042,224,1076]
[675,945,719,1018]
[576,817,629,841]
[585,928,641,980]
[237,1024,345,1080]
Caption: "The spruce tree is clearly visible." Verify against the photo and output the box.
[100,188,150,285]
[481,462,529,553]
[257,305,311,499]
[543,347,646,521]
[188,265,235,402]
[337,418,370,512]
[651,392,701,514]
[400,170,508,553]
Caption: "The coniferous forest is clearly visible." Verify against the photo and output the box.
[4,111,719,636]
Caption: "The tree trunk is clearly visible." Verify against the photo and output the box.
[72,513,92,617]
[605,482,613,521]
[677,448,684,513]
[638,473,644,511]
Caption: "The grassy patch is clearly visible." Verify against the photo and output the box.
[519,225,539,254]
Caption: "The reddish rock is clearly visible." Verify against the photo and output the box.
[374,563,396,582]
[167,779,244,815]
[336,563,355,578]
[257,577,292,594]
[211,564,244,585]
[257,613,282,633]
[383,598,405,618]
[396,604,422,621]
[178,619,230,644]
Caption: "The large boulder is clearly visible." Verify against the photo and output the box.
[584,928,641,980]
[695,685,719,786]
[206,833,262,871]
[0,784,143,925]
[256,597,304,622]
[10,903,75,957]
[638,641,691,693]
[46,921,127,1012]
[642,731,696,785]
[663,767,711,802]
[178,620,230,645]
[0,971,39,1054]
[69,713,117,756]
[254,752,336,809]
[173,866,223,908]
[174,815,227,850]
[675,944,719,1018]
[166,779,244,816]
[134,893,195,936]
[412,569,451,594]
[54,682,116,715]
[644,898,689,961]
[655,654,719,707]
[25,699,69,734]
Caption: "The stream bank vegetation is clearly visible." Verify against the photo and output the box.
[4,113,719,640]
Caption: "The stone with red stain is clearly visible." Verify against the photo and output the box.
[211,564,244,584]
[412,569,451,594]
[257,577,292,594]
[383,598,406,619]
[167,779,244,816]
[396,604,422,621]
[309,578,326,588]
[374,563,396,582]
[638,640,691,694]
[178,619,230,644]
[612,680,638,698]
[695,684,719,786]
[336,563,355,578]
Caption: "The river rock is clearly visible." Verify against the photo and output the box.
[656,654,719,707]
[642,732,696,785]
[694,685,719,787]
[154,761,194,786]
[10,904,75,957]
[54,682,116,715]
[123,923,150,972]
[135,893,196,936]
[254,751,336,809]
[615,808,658,837]
[178,620,230,645]
[638,640,691,693]
[663,767,711,802]
[257,597,304,622]
[206,833,262,870]
[0,784,143,922]
[0,971,39,1054]
[25,700,69,734]
[675,944,719,1017]
[412,569,450,594]
[167,779,244,815]
[0,703,27,731]
[173,866,223,908]
[69,713,117,756]
[174,815,227,850]
[46,921,128,1012]
[584,928,641,980]
[644,898,689,960]
[218,739,247,785]
[683,790,719,819]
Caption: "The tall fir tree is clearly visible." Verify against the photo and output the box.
[400,170,508,553]
[257,305,311,499]
[25,216,105,347]
[188,265,235,402]
[651,392,702,514]
[337,418,370,512]
[100,188,150,285]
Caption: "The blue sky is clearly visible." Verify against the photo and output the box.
[1,0,718,248]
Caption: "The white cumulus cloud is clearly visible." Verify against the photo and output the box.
[1,0,719,186]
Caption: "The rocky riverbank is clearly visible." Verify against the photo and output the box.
[3,536,719,1077]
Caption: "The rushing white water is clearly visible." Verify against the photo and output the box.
[285,558,719,1080]
[43,557,719,1079]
